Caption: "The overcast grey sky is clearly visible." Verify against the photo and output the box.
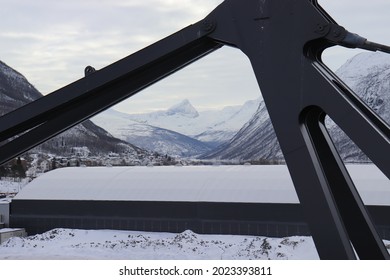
[1,0,390,113]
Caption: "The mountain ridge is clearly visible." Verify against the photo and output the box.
[92,110,212,157]
[93,98,260,154]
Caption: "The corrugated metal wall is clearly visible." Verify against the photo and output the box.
[10,200,390,239]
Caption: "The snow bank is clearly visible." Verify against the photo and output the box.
[0,228,320,260]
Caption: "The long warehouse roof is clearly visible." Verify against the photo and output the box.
[13,165,390,205]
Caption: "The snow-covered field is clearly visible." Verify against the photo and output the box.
[0,228,320,260]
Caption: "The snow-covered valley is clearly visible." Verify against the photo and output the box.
[91,99,260,157]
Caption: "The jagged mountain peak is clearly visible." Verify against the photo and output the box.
[166,99,199,118]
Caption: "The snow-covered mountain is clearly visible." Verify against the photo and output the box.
[0,61,42,114]
[203,52,390,162]
[328,52,390,162]
[92,98,260,157]
[203,100,282,161]
[165,98,199,118]
[193,99,260,146]
[91,109,211,157]
[129,98,260,145]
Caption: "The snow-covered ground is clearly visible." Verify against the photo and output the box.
[1,228,389,260]
[0,228,319,260]
[0,178,29,197]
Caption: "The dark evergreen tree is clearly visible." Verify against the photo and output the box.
[51,158,57,170]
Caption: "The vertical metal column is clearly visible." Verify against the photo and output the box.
[206,0,390,259]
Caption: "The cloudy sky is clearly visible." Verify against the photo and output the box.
[1,0,390,114]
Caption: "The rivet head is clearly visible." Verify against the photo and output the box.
[314,23,329,35]
[202,19,215,32]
